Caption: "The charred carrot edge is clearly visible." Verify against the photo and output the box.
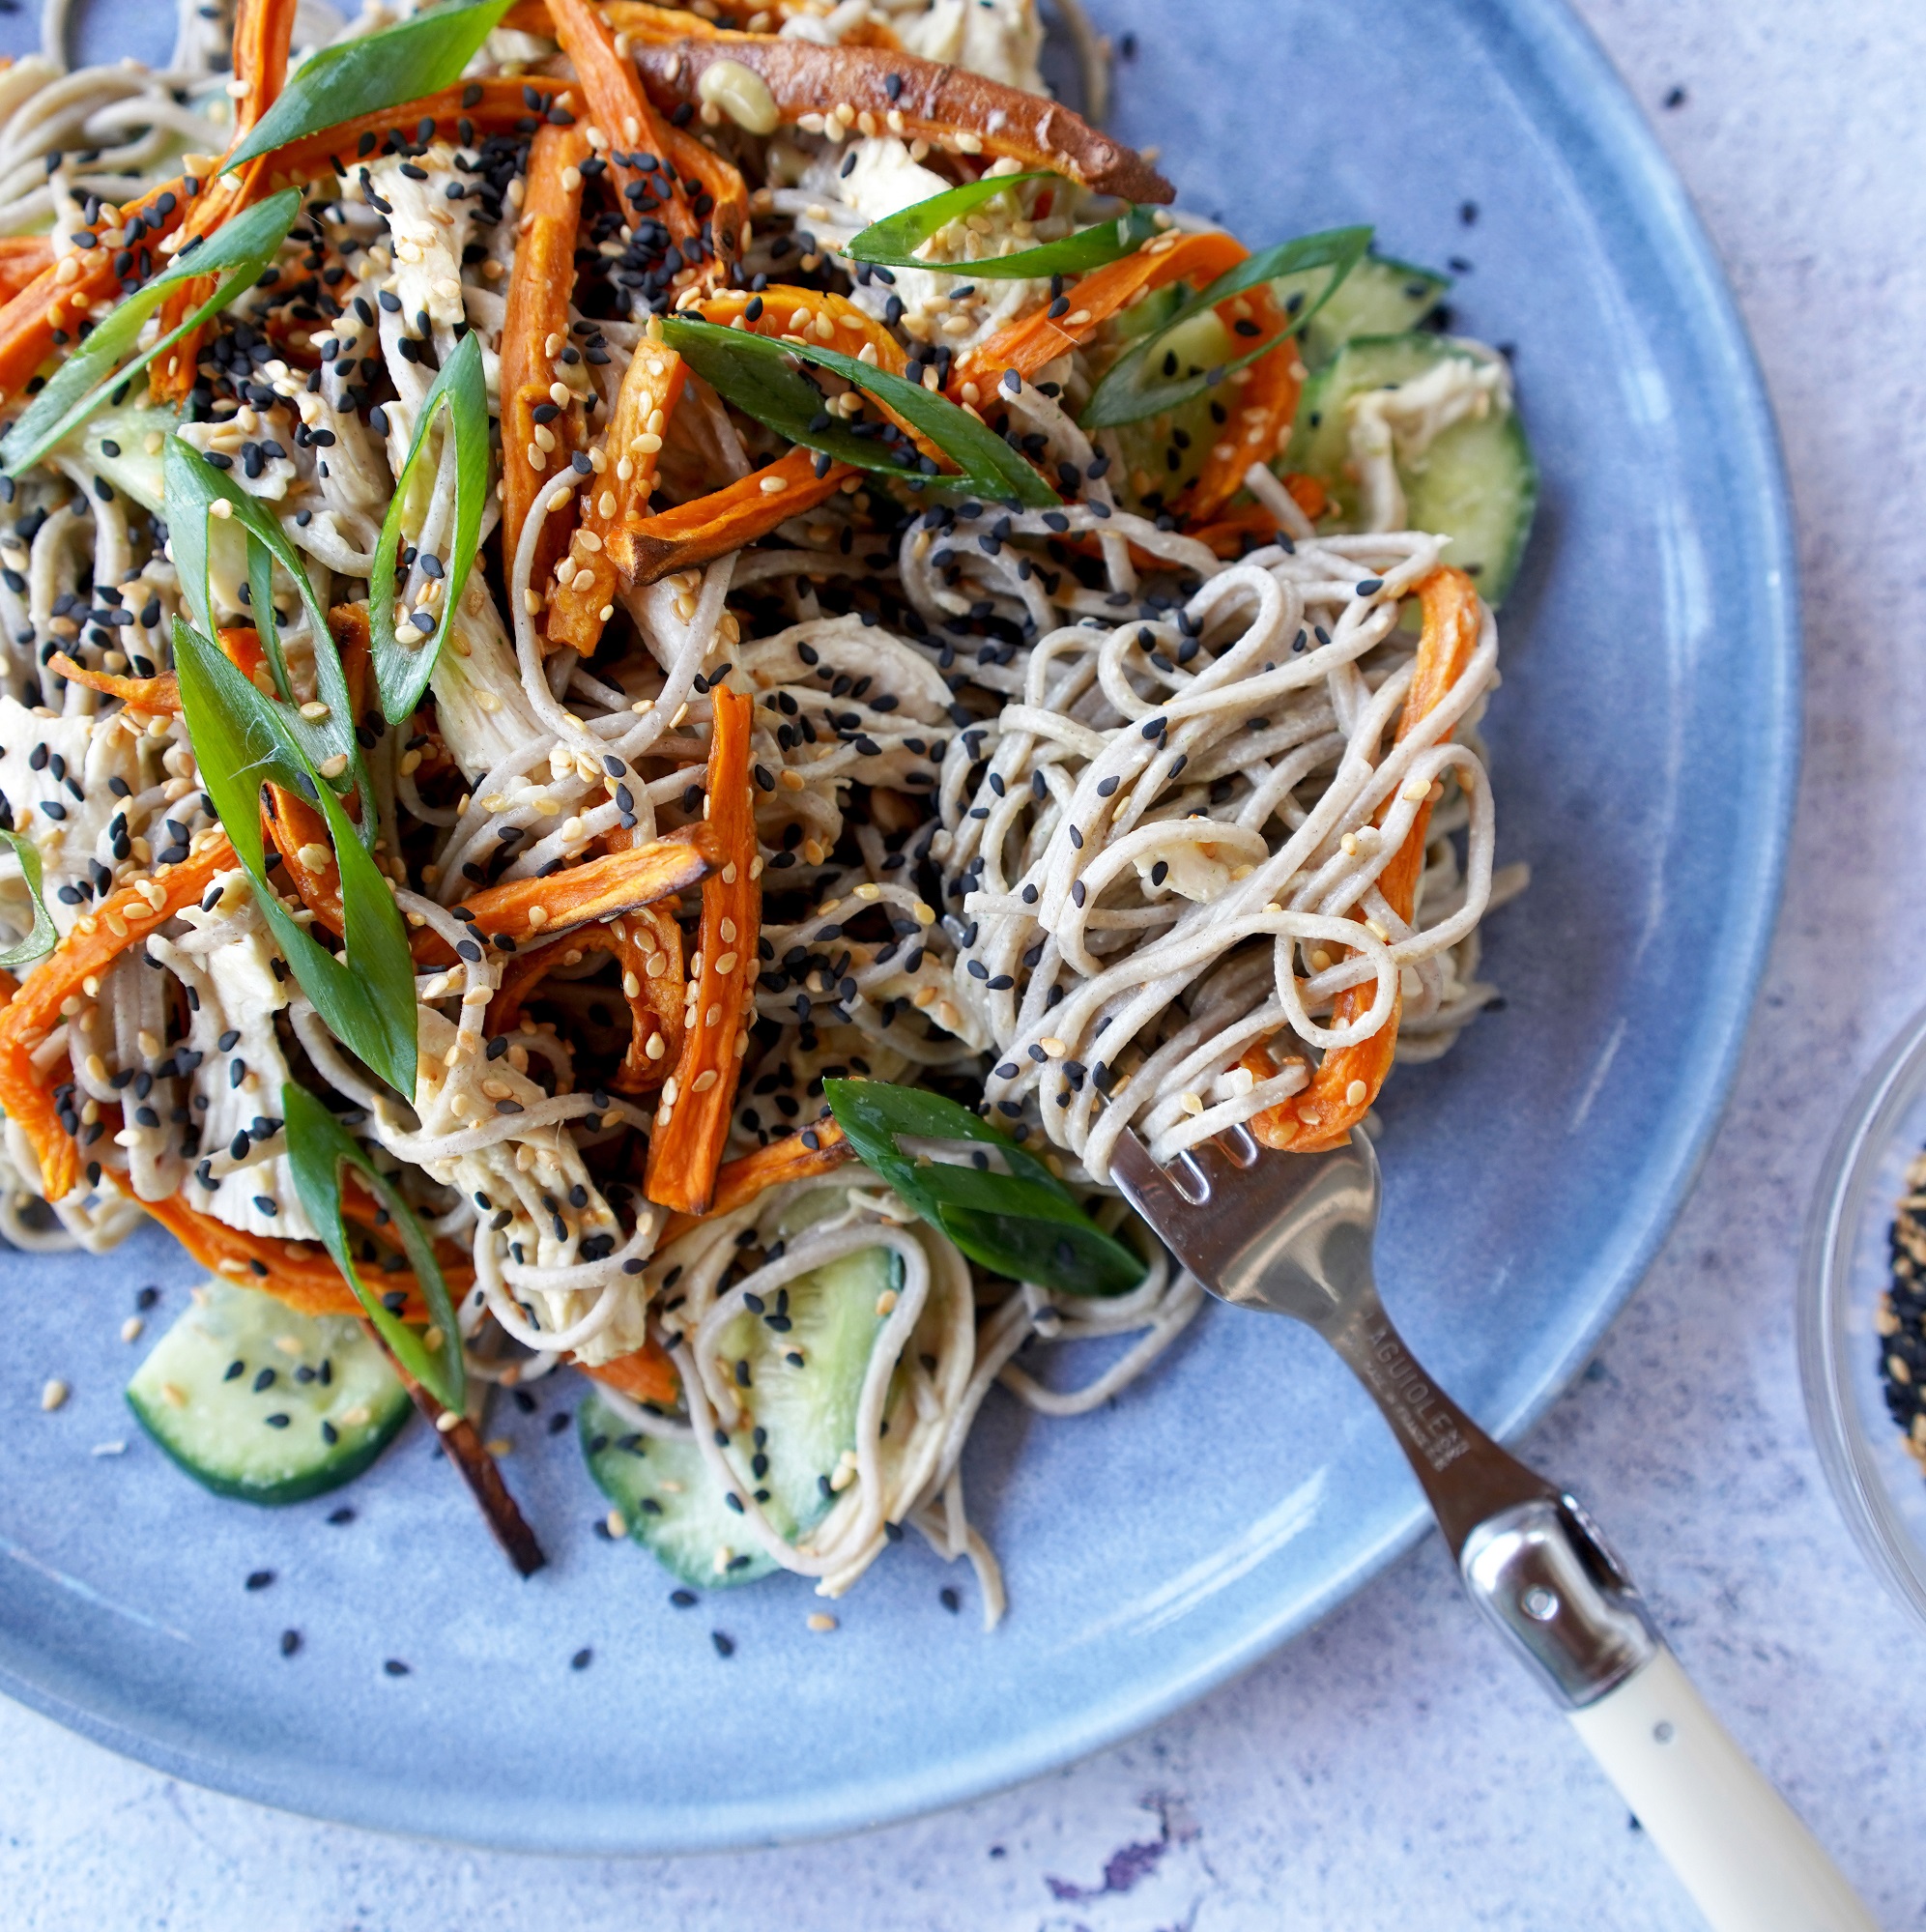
[1177,284,1302,522]
[544,0,716,275]
[45,652,180,712]
[631,39,1172,205]
[503,122,594,606]
[657,115,749,266]
[0,833,237,1197]
[947,229,1248,401]
[129,1184,472,1320]
[1187,475,1329,557]
[579,1337,681,1405]
[658,1118,851,1244]
[607,445,851,585]
[1240,567,1483,1152]
[0,174,191,404]
[149,0,299,401]
[644,684,758,1215]
[545,335,687,655]
[0,237,54,304]
[417,828,715,963]
[484,900,685,1092]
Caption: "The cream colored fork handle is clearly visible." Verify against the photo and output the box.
[1569,1647,1878,1932]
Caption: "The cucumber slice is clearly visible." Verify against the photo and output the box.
[1110,305,1237,511]
[1276,250,1451,368]
[56,402,179,515]
[127,1280,411,1505]
[583,1240,900,1588]
[1283,332,1538,604]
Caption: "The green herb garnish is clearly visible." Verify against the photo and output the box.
[223,0,516,175]
[173,619,420,1097]
[163,436,374,836]
[367,331,489,725]
[281,1081,463,1411]
[0,189,302,478]
[824,1079,1145,1296]
[847,170,1160,281]
[1080,225,1373,430]
[660,315,1060,508]
[0,829,56,969]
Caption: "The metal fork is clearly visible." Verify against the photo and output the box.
[1110,1125,1876,1932]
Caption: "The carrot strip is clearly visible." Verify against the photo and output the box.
[485,900,684,1091]
[243,77,551,199]
[606,445,850,585]
[0,834,238,1197]
[544,334,686,656]
[0,174,191,404]
[1177,283,1301,522]
[45,652,180,712]
[1187,475,1329,557]
[644,685,758,1215]
[149,0,298,401]
[658,1119,850,1244]
[129,1186,472,1320]
[1240,567,1484,1152]
[504,1,901,46]
[416,829,714,963]
[580,1338,680,1405]
[0,237,53,303]
[502,121,593,611]
[947,229,1248,401]
[544,0,733,283]
[631,39,1171,205]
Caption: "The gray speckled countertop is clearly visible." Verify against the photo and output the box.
[8,0,1926,1924]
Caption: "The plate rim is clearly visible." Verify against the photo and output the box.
[0,0,1800,1855]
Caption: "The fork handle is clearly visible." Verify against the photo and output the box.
[1569,1646,1877,1932]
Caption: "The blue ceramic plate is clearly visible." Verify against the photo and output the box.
[0,0,1795,1853]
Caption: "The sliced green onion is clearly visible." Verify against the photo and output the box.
[173,619,419,1098]
[223,0,516,175]
[1080,225,1373,430]
[847,170,1160,280]
[0,829,57,970]
[281,1081,463,1412]
[660,316,1059,508]
[0,189,302,478]
[367,331,489,725]
[163,437,374,839]
[823,1079,1145,1296]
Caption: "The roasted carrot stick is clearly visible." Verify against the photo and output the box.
[580,1336,681,1405]
[485,900,685,1091]
[545,333,686,655]
[947,229,1247,402]
[149,0,299,401]
[544,0,731,280]
[1178,282,1302,522]
[1240,567,1483,1151]
[630,39,1170,205]
[658,1118,850,1245]
[243,77,553,199]
[644,685,758,1215]
[130,1185,472,1320]
[0,237,53,303]
[417,830,715,963]
[606,445,850,585]
[0,833,238,1197]
[504,1,902,47]
[503,121,594,610]
[0,173,191,404]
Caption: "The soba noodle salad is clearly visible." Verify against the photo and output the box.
[0,0,1535,1620]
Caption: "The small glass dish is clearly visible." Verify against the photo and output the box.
[1800,998,1926,1627]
